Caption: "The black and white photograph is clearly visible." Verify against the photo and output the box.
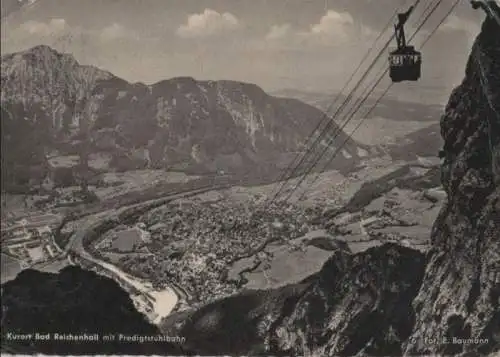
[1,0,499,355]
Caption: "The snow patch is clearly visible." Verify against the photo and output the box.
[185,93,199,108]
[191,144,203,163]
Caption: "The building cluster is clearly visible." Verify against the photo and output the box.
[1,213,62,267]
[112,200,317,304]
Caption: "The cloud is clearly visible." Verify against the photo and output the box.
[176,9,240,38]
[265,24,291,40]
[19,18,67,36]
[305,10,354,40]
[100,23,131,41]
[261,9,372,49]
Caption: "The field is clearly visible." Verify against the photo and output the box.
[223,159,443,290]
[227,234,334,290]
[183,157,410,211]
[94,170,200,200]
[107,228,150,253]
[31,257,72,274]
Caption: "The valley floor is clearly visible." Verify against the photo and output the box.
[89,156,443,315]
[2,155,445,324]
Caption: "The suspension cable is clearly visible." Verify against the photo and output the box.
[285,0,461,203]
[265,0,424,207]
[291,0,442,199]
[268,6,400,194]
[265,5,406,205]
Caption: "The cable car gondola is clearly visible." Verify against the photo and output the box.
[389,6,422,82]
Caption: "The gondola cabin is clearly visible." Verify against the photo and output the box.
[389,46,422,82]
[389,5,422,83]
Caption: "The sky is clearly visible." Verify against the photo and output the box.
[0,0,489,102]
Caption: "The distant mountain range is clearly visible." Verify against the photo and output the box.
[272,88,445,123]
[1,45,368,190]
[272,88,445,161]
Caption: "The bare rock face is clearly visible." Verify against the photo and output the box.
[405,5,500,355]
[265,245,426,357]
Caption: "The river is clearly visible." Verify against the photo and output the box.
[65,207,180,324]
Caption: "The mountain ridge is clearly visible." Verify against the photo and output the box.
[1,45,367,190]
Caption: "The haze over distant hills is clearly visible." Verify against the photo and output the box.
[272,88,445,123]
[272,87,445,159]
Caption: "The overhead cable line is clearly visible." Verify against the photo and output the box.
[265,0,423,206]
[284,0,461,202]
[289,0,443,200]
[285,0,452,202]
[273,0,436,203]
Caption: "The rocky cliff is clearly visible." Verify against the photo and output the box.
[170,5,500,356]
[404,3,500,354]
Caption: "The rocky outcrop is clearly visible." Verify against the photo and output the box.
[404,4,500,355]
[265,244,426,357]
[0,267,189,355]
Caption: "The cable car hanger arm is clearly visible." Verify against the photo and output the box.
[395,5,415,49]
